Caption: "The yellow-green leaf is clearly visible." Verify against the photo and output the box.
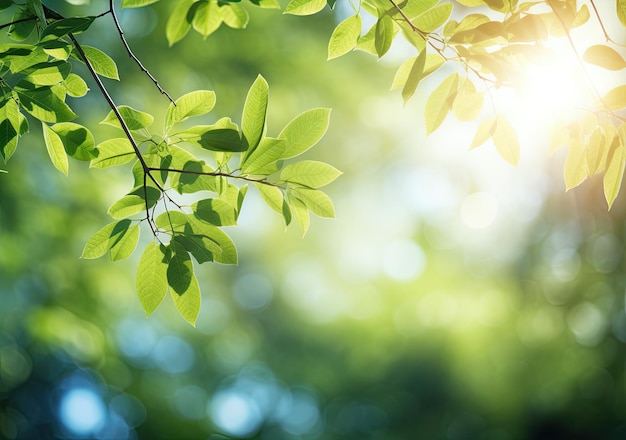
[328,14,361,60]
[492,115,519,165]
[602,85,626,110]
[424,73,459,134]
[284,0,326,15]
[583,44,626,71]
[470,117,496,149]
[170,270,201,326]
[564,138,589,190]
[617,0,626,27]
[137,242,169,317]
[604,145,626,209]
[42,122,68,175]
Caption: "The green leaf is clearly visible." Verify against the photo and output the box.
[23,61,71,86]
[167,242,193,294]
[241,137,285,175]
[170,269,201,326]
[52,122,96,161]
[192,0,223,38]
[108,186,161,219]
[90,138,135,168]
[172,160,219,194]
[564,139,589,190]
[414,2,453,33]
[193,198,238,226]
[101,105,154,130]
[375,15,395,58]
[122,0,159,7]
[583,44,626,71]
[167,0,194,46]
[42,122,68,176]
[279,108,331,159]
[110,224,140,261]
[424,73,459,134]
[137,241,169,317]
[255,182,291,226]
[290,187,336,218]
[187,216,237,264]
[80,219,132,259]
[470,117,496,149]
[173,234,218,264]
[0,99,20,162]
[605,144,626,209]
[492,115,519,166]
[79,45,119,80]
[16,86,77,123]
[64,73,89,97]
[8,9,36,41]
[602,85,626,110]
[241,75,269,155]
[284,0,327,15]
[166,90,216,129]
[40,17,95,42]
[222,3,250,29]
[280,160,342,188]
[287,195,310,235]
[176,117,247,152]
[618,0,626,27]
[401,50,426,104]
[328,14,362,60]
[452,78,483,121]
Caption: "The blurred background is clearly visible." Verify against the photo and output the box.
[2,1,626,439]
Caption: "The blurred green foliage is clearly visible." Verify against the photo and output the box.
[2,1,626,439]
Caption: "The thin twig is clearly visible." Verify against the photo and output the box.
[148,167,282,187]
[0,16,37,31]
[109,0,174,103]
[588,0,611,43]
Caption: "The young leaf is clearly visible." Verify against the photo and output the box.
[110,224,140,261]
[284,0,327,15]
[452,78,483,121]
[413,2,453,32]
[167,0,194,46]
[192,0,223,38]
[79,45,119,80]
[241,75,269,155]
[101,105,154,130]
[137,241,169,317]
[424,73,459,134]
[64,73,89,97]
[222,3,250,29]
[176,118,247,152]
[328,14,362,60]
[564,138,589,190]
[280,160,342,188]
[492,115,519,166]
[240,137,285,175]
[375,15,395,58]
[42,122,69,176]
[80,219,132,259]
[470,117,496,149]
[583,45,626,71]
[40,17,95,42]
[290,187,336,218]
[279,108,331,159]
[174,235,219,264]
[166,90,216,129]
[90,138,135,168]
[401,49,426,104]
[23,61,71,86]
[108,186,161,219]
[52,122,96,161]
[287,195,310,235]
[170,270,201,326]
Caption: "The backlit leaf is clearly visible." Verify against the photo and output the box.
[328,14,362,60]
[583,45,626,71]
[137,242,168,316]
[193,198,238,226]
[375,15,395,58]
[192,0,223,38]
[470,117,496,149]
[492,115,519,165]
[101,105,154,130]
[170,270,201,326]
[90,138,135,168]
[79,45,119,80]
[110,224,140,261]
[122,0,159,7]
[413,2,453,32]
[107,186,161,219]
[284,0,326,15]
[604,144,626,209]
[42,122,68,176]
[240,137,285,175]
[52,122,96,161]
[167,0,194,46]
[167,242,193,295]
[166,90,216,129]
[0,99,20,162]
[564,138,589,190]
[16,86,77,123]
[618,0,626,27]
[602,85,626,110]
[279,108,331,159]
[280,160,342,188]
[242,75,268,156]
[80,219,132,259]
[424,73,459,134]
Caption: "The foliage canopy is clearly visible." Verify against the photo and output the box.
[1,0,625,323]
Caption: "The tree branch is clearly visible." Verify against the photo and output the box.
[108,0,175,103]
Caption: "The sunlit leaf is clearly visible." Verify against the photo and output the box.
[280,160,342,188]
[42,122,68,176]
[101,105,154,130]
[413,2,453,33]
[170,269,201,326]
[167,242,193,295]
[452,78,483,121]
[80,219,132,259]
[136,241,169,317]
[222,3,250,29]
[166,0,194,46]
[284,0,326,15]
[604,145,626,209]
[492,115,519,165]
[619,0,626,27]
[375,15,395,58]
[110,224,140,261]
[52,122,96,161]
[193,198,238,226]
[240,137,285,175]
[241,75,268,155]
[122,0,159,7]
[583,45,626,71]
[328,14,362,60]
[279,108,331,159]
[90,138,135,168]
[470,117,496,149]
[166,90,216,129]
[602,85,626,110]
[78,46,119,80]
[564,138,589,190]
[64,73,89,97]
[424,73,459,134]
[192,0,223,38]
[107,186,161,219]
